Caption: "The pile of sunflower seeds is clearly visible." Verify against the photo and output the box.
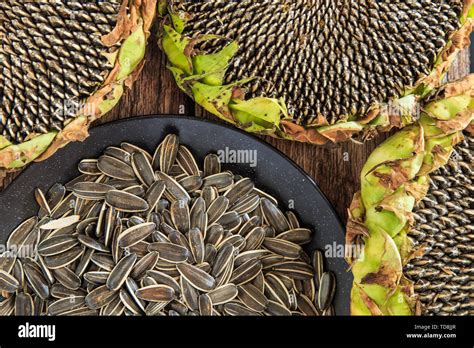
[0,134,336,316]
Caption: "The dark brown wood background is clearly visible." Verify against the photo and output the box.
[0,27,471,224]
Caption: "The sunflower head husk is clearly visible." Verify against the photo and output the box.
[346,74,474,315]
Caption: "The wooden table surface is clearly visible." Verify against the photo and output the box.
[0,27,471,225]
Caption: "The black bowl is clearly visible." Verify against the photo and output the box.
[0,115,352,314]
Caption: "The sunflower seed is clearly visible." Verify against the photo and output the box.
[212,243,234,277]
[271,261,314,280]
[78,159,101,175]
[156,172,190,203]
[131,151,155,187]
[44,246,84,269]
[15,292,34,316]
[170,199,190,233]
[179,175,202,192]
[198,294,213,316]
[234,250,269,267]
[146,270,180,294]
[119,288,143,315]
[261,198,290,233]
[124,277,146,312]
[204,244,218,264]
[318,272,336,311]
[105,190,149,212]
[265,300,292,316]
[230,259,262,285]
[85,285,119,310]
[224,178,255,205]
[73,182,114,200]
[217,211,242,232]
[105,147,131,164]
[224,302,260,316]
[51,193,76,219]
[79,236,109,254]
[0,270,20,293]
[145,181,166,212]
[190,198,208,236]
[136,285,175,302]
[238,216,261,236]
[131,252,160,280]
[175,145,199,175]
[18,227,40,259]
[263,238,302,259]
[0,297,15,316]
[12,260,25,288]
[50,284,86,299]
[53,267,82,290]
[204,154,221,177]
[48,296,86,316]
[38,235,79,256]
[231,194,260,215]
[118,223,156,248]
[98,155,135,180]
[148,242,190,263]
[297,293,320,316]
[84,271,110,285]
[91,253,115,272]
[59,306,99,316]
[201,186,218,207]
[207,283,238,305]
[101,295,125,316]
[177,263,216,292]
[206,195,228,222]
[264,273,291,309]
[252,271,265,293]
[35,188,51,216]
[238,283,268,312]
[155,134,179,174]
[243,227,266,251]
[206,224,224,246]
[6,216,38,250]
[203,172,234,191]
[46,184,67,213]
[276,228,312,245]
[40,215,81,230]
[188,228,205,264]
[180,276,199,311]
[107,253,137,291]
[0,252,17,273]
[312,250,324,289]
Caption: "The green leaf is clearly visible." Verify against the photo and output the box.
[361,126,424,208]
[229,97,286,132]
[98,84,125,115]
[0,136,11,151]
[365,190,415,238]
[162,25,192,75]
[116,22,146,81]
[191,82,235,121]
[2,132,57,169]
[169,7,187,34]
[193,42,239,86]
[424,95,472,120]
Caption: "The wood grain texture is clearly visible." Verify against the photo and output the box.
[0,24,471,224]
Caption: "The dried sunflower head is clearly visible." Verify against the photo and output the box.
[0,0,157,169]
[406,134,473,316]
[346,76,474,316]
[161,0,473,144]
